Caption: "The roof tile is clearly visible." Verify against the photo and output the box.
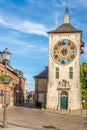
[33,67,48,78]
[48,23,82,33]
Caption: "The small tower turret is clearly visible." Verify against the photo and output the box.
[64,0,70,23]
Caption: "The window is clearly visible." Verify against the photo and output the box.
[56,67,59,79]
[69,67,73,79]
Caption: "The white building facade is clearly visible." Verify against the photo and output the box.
[46,8,83,110]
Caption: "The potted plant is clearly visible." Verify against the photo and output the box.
[0,75,12,84]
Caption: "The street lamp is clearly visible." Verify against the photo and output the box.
[2,48,11,128]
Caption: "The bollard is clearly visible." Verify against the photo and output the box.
[61,108,62,113]
[69,108,71,114]
[54,106,56,112]
[81,108,82,117]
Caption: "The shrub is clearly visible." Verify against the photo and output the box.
[82,102,87,109]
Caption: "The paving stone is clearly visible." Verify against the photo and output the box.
[0,104,87,130]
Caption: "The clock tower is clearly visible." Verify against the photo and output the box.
[46,6,83,110]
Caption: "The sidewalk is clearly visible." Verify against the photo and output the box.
[0,124,37,130]
[0,127,36,130]
[43,108,87,118]
[0,107,87,130]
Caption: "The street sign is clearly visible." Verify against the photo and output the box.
[0,93,4,96]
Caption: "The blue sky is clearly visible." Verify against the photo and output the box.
[0,0,87,91]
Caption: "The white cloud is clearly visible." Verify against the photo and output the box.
[39,46,48,52]
[17,21,47,36]
[0,33,48,57]
[0,17,7,25]
[52,0,65,7]
[68,0,87,8]
[52,0,87,9]
[0,16,47,36]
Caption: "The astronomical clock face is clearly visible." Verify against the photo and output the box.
[52,39,77,65]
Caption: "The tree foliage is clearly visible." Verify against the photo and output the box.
[80,62,87,101]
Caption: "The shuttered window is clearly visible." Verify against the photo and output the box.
[69,67,73,79]
[56,67,59,79]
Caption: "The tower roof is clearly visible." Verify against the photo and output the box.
[33,66,48,78]
[48,0,82,34]
[48,23,82,34]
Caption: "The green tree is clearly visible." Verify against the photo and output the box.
[80,62,87,101]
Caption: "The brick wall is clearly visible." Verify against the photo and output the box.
[0,63,26,107]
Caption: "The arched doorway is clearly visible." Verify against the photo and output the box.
[60,91,68,109]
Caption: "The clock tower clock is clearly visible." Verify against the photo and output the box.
[52,39,77,65]
[46,5,84,110]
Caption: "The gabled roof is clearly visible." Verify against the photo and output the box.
[48,23,82,33]
[33,67,48,78]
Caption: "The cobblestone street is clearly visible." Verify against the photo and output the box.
[0,103,87,130]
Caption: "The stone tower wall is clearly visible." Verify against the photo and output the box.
[46,32,82,110]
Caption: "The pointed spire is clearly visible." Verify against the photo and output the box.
[65,0,69,14]
[64,0,70,23]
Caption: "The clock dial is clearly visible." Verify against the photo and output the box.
[52,39,77,65]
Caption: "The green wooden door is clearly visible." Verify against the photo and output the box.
[60,96,68,109]
[60,91,68,109]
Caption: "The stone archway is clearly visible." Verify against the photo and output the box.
[60,91,68,109]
